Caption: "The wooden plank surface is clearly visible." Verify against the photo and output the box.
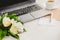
[43,8,60,21]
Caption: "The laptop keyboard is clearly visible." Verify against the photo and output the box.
[8,5,42,16]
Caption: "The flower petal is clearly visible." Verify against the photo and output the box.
[3,17,11,27]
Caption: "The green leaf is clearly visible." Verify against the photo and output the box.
[9,14,16,18]
[23,28,26,32]
[8,13,19,21]
[2,30,7,38]
[0,16,2,23]
[8,31,19,39]
[3,13,8,17]
[18,20,24,25]
[0,16,3,24]
[13,16,18,21]
[20,21,24,25]
[0,29,2,40]
[0,29,7,40]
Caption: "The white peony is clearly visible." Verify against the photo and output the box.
[16,22,24,33]
[10,19,24,34]
[10,24,18,34]
[3,17,11,27]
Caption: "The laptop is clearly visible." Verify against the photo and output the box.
[0,0,42,22]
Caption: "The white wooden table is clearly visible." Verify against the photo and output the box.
[20,0,60,40]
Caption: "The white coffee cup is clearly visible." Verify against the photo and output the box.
[46,2,55,9]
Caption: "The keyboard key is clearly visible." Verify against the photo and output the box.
[8,5,41,16]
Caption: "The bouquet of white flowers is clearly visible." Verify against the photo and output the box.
[0,13,26,40]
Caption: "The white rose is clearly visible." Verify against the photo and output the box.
[10,19,24,34]
[3,17,11,27]
[11,19,24,32]
[16,22,24,33]
[10,25,18,34]
[11,19,17,24]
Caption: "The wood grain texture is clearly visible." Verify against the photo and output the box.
[44,8,60,21]
[52,8,60,21]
